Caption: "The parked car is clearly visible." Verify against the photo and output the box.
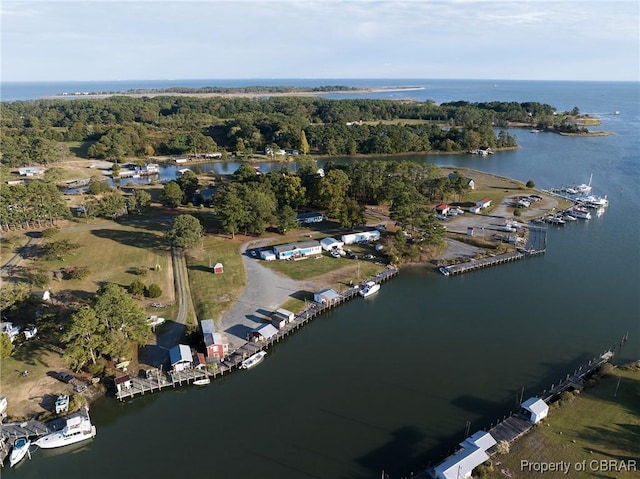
[57,372,74,383]
[73,382,88,393]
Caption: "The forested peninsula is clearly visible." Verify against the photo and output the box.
[0,91,592,168]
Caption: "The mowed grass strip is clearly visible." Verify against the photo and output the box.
[37,224,173,305]
[185,235,246,321]
[486,365,640,479]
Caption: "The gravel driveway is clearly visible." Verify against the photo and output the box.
[217,241,308,350]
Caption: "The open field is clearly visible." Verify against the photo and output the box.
[185,235,246,321]
[0,233,30,267]
[31,223,174,307]
[486,364,640,479]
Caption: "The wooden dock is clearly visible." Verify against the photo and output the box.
[116,267,400,400]
[115,368,209,400]
[442,251,525,276]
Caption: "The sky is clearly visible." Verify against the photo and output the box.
[1,0,639,82]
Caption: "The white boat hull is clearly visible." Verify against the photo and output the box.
[35,414,96,449]
[9,439,30,467]
[193,378,210,386]
[241,351,267,369]
[359,281,381,298]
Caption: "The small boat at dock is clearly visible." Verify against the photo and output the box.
[241,351,267,369]
[359,281,381,298]
[570,207,591,220]
[9,437,31,467]
[193,377,210,386]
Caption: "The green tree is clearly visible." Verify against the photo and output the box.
[299,129,310,154]
[128,189,152,214]
[214,185,248,238]
[526,180,535,188]
[176,170,199,203]
[160,181,183,207]
[98,191,127,219]
[61,307,105,371]
[145,283,162,298]
[165,214,204,248]
[0,282,31,311]
[93,283,151,355]
[0,333,13,358]
[129,279,146,297]
[276,205,297,233]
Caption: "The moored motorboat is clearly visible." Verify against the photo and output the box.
[193,377,210,386]
[9,437,31,467]
[570,207,591,219]
[359,281,381,298]
[439,266,450,276]
[241,351,267,369]
[35,412,96,449]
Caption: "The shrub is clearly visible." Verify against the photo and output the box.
[129,279,146,297]
[64,266,90,280]
[513,208,522,217]
[41,227,60,238]
[145,283,162,298]
[526,180,535,188]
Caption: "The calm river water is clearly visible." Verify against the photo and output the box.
[6,80,639,479]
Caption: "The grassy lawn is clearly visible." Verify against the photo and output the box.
[64,140,97,159]
[35,224,174,308]
[185,235,246,321]
[486,364,640,479]
[0,233,29,267]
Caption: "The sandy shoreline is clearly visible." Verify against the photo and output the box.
[44,86,425,100]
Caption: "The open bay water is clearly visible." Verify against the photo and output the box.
[4,80,639,479]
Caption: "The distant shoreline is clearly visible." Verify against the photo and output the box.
[44,86,425,100]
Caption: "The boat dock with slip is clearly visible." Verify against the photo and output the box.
[115,266,399,401]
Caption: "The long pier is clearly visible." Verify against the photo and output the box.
[116,266,399,401]
[418,348,617,479]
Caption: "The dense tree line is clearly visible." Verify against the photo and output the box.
[0,95,546,166]
[207,157,469,246]
[0,180,69,230]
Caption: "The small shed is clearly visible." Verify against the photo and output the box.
[170,344,193,372]
[249,323,279,342]
[193,352,207,370]
[114,376,132,394]
[435,203,450,216]
[213,262,224,274]
[466,227,475,236]
[476,198,492,209]
[274,308,295,322]
[469,206,482,214]
[55,394,70,414]
[521,397,549,423]
[314,288,340,305]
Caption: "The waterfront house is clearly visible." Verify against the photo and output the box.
[521,397,549,424]
[341,230,380,245]
[433,431,496,479]
[170,344,193,372]
[296,212,324,224]
[249,323,279,342]
[201,319,229,360]
[18,167,45,177]
[114,376,132,395]
[448,173,476,190]
[313,288,340,305]
[213,262,224,274]
[476,198,492,209]
[320,237,344,251]
[435,203,450,216]
[273,240,322,260]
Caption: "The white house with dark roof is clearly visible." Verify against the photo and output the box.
[521,397,549,423]
[273,240,322,260]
